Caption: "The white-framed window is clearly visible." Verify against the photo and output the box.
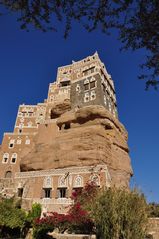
[9,139,15,148]
[20,117,24,123]
[104,95,107,105]
[11,153,17,164]
[25,139,30,145]
[76,84,81,92]
[17,139,21,144]
[2,153,9,164]
[84,77,96,91]
[43,176,52,189]
[108,102,111,112]
[73,175,83,188]
[57,188,67,198]
[90,90,96,101]
[58,175,67,188]
[84,92,90,102]
[49,95,54,102]
[27,121,33,127]
[44,188,52,198]
[84,79,89,85]
[19,123,24,129]
[90,174,100,186]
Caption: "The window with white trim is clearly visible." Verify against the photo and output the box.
[25,139,30,145]
[2,153,9,163]
[90,90,96,101]
[90,174,100,186]
[58,176,67,188]
[73,175,83,188]
[58,188,67,198]
[17,139,21,144]
[84,77,96,91]
[11,153,17,164]
[84,92,90,102]
[9,139,15,148]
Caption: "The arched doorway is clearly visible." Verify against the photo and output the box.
[5,171,12,178]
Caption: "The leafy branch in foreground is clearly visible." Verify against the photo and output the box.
[0,0,159,88]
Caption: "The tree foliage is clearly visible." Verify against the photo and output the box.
[0,0,159,88]
[0,197,26,238]
[90,187,148,239]
[27,202,42,226]
[148,202,159,218]
[0,197,41,238]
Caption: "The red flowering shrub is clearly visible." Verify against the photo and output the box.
[67,202,94,234]
[71,182,98,205]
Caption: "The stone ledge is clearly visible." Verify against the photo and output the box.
[49,233,96,239]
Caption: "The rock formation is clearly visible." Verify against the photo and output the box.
[20,105,133,188]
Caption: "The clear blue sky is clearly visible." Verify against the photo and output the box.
[0,13,159,202]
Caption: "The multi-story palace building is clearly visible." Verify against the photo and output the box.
[0,52,132,213]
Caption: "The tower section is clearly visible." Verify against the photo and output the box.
[70,52,118,118]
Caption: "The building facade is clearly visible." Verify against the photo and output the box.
[0,53,131,212]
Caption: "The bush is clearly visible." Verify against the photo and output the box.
[148,203,159,217]
[33,216,54,239]
[0,197,26,238]
[27,203,42,226]
[90,188,148,239]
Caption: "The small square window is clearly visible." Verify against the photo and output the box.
[25,139,30,145]
[9,143,14,148]
[11,157,16,163]
[57,188,67,198]
[84,83,89,91]
[44,188,51,198]
[18,188,23,197]
[3,157,8,163]
[90,81,96,89]
[17,139,21,144]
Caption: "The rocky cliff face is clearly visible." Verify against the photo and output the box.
[20,105,133,188]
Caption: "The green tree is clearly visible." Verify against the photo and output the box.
[90,188,148,239]
[27,202,42,226]
[0,197,26,238]
[0,0,159,88]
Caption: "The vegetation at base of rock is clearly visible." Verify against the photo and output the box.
[0,197,26,238]
[90,188,148,239]
[148,203,159,218]
[0,185,150,239]
[0,197,41,238]
[33,183,149,239]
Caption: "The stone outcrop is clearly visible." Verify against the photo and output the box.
[50,99,71,119]
[20,105,133,188]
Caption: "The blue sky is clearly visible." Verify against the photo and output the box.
[0,13,159,202]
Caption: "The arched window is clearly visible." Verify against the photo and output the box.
[11,153,17,164]
[58,175,67,188]
[9,139,15,148]
[2,153,9,163]
[5,171,12,178]
[43,176,52,188]
[73,175,83,188]
[56,175,68,198]
[43,176,52,198]
[90,174,100,186]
